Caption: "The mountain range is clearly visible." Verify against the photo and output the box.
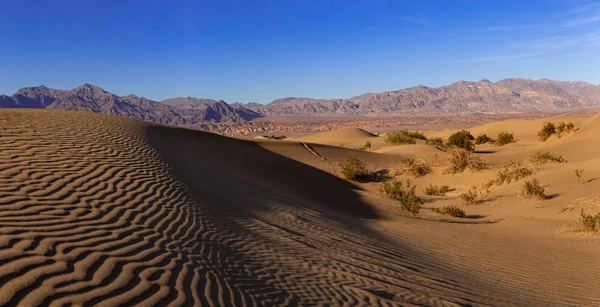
[1,78,599,125]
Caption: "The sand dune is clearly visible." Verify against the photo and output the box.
[0,109,599,306]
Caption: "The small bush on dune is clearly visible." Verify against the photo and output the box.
[357,141,371,151]
[528,150,566,165]
[538,122,556,142]
[521,178,545,200]
[423,184,451,196]
[444,148,488,174]
[426,137,445,147]
[496,132,515,146]
[494,161,535,185]
[404,130,427,140]
[447,130,475,151]
[474,133,493,145]
[341,157,371,181]
[556,121,576,137]
[460,189,484,206]
[380,179,424,217]
[432,205,466,218]
[385,132,417,145]
[395,158,432,177]
[580,209,600,232]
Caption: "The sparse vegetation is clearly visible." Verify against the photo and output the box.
[341,157,371,181]
[446,130,475,151]
[426,137,445,147]
[432,205,466,218]
[521,178,545,200]
[556,121,576,137]
[494,161,535,185]
[357,141,371,151]
[404,130,427,140]
[528,150,566,165]
[385,131,417,145]
[474,133,493,145]
[380,179,424,217]
[460,188,484,205]
[575,168,585,184]
[496,132,515,146]
[423,184,451,196]
[395,158,432,177]
[444,148,488,174]
[580,209,600,232]
[538,122,556,142]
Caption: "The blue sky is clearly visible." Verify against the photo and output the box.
[0,0,598,103]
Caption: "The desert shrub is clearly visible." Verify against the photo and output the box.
[432,205,466,218]
[357,141,372,151]
[385,132,417,145]
[474,133,493,145]
[556,122,576,137]
[423,184,451,196]
[494,161,535,185]
[395,158,432,177]
[496,132,515,146]
[460,189,483,205]
[426,137,445,147]
[447,130,475,151]
[521,179,545,200]
[380,179,424,217]
[538,122,556,141]
[580,209,600,232]
[404,130,427,140]
[528,150,566,165]
[444,148,488,174]
[341,157,371,181]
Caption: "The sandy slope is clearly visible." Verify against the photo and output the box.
[0,109,598,306]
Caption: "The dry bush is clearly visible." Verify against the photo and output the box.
[496,132,515,146]
[538,122,556,141]
[580,209,600,232]
[528,150,566,165]
[444,148,488,174]
[426,137,445,147]
[385,132,417,145]
[395,158,432,177]
[380,179,424,217]
[357,141,371,151]
[521,178,545,200]
[494,161,535,185]
[474,133,493,145]
[341,157,371,181]
[404,130,427,140]
[556,122,576,137]
[432,205,466,218]
[423,184,451,196]
[447,130,475,151]
[460,188,485,205]
[575,168,585,184]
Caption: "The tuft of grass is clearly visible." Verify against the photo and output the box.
[385,131,417,145]
[447,130,475,151]
[528,150,566,165]
[474,133,493,145]
[444,148,488,174]
[460,188,484,206]
[496,132,515,146]
[538,122,556,142]
[580,209,600,232]
[380,179,424,217]
[521,178,545,200]
[395,158,432,177]
[575,168,585,184]
[494,161,535,185]
[556,121,576,137]
[432,205,466,218]
[426,137,445,147]
[423,184,451,196]
[340,157,371,181]
[357,141,372,151]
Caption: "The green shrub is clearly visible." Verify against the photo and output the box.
[404,130,427,140]
[474,133,493,145]
[496,132,515,146]
[432,205,466,218]
[444,148,488,174]
[556,122,576,137]
[380,179,424,217]
[341,157,371,181]
[385,132,417,145]
[521,179,545,200]
[357,141,372,151]
[528,150,566,165]
[423,184,451,196]
[580,209,600,232]
[494,161,535,185]
[395,158,432,177]
[426,137,445,147]
[538,122,556,141]
[447,130,475,151]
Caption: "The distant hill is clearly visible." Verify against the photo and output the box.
[0,84,262,124]
[240,78,600,116]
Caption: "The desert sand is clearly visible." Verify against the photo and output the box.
[0,109,599,306]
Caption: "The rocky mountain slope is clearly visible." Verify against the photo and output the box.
[0,84,262,124]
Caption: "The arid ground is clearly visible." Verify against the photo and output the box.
[0,109,599,306]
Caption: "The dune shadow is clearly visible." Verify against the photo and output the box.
[434,217,502,225]
[474,150,497,154]
[544,193,560,200]
[357,169,392,183]
[586,177,599,183]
